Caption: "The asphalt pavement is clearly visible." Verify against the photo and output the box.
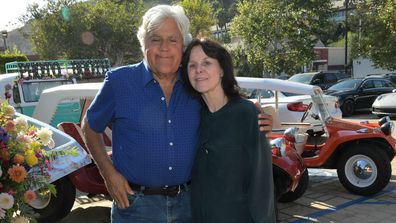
[58,112,396,223]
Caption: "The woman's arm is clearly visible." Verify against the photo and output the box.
[246,110,277,223]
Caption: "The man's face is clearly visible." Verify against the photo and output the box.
[145,18,184,77]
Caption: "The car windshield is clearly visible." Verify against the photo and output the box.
[288,73,315,84]
[245,89,302,98]
[246,89,274,99]
[311,91,331,122]
[21,79,73,103]
[328,79,361,91]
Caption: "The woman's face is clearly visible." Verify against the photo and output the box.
[187,45,223,95]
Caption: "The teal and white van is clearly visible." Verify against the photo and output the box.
[2,59,109,127]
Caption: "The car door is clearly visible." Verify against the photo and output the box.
[356,79,393,109]
[354,80,376,109]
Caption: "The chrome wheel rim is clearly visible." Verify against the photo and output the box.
[344,154,377,188]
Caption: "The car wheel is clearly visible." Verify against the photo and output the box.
[278,169,309,202]
[341,100,355,117]
[337,145,391,196]
[31,177,76,223]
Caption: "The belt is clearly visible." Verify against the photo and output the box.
[128,181,191,197]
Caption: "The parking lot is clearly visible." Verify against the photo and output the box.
[59,112,396,223]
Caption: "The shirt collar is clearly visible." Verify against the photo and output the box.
[142,60,183,86]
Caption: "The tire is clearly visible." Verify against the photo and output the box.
[278,169,309,203]
[341,100,355,117]
[32,177,76,223]
[337,144,391,196]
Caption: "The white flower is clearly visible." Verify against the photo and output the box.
[36,128,53,146]
[0,193,14,210]
[13,117,28,130]
[0,208,5,220]
[16,133,32,144]
[11,216,29,223]
[48,138,55,149]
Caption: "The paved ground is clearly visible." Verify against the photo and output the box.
[58,113,396,223]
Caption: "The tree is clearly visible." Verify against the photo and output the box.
[349,0,396,70]
[231,0,332,76]
[179,0,215,38]
[23,0,144,65]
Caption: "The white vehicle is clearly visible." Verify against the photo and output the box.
[243,85,342,127]
[372,89,396,117]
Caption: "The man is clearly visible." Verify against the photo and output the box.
[82,4,272,222]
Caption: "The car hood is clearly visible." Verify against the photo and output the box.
[328,117,379,133]
[373,92,396,108]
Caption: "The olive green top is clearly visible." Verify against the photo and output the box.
[191,98,276,223]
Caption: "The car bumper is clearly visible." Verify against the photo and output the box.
[372,107,396,117]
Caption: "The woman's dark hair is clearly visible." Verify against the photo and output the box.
[182,38,240,99]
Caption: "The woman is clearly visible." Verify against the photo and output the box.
[182,38,276,223]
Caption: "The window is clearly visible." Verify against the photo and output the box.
[375,80,393,88]
[21,79,73,103]
[361,80,374,89]
[324,73,337,83]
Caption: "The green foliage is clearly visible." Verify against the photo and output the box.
[0,53,28,74]
[179,0,215,38]
[231,0,332,76]
[318,21,345,46]
[349,0,396,70]
[228,45,262,77]
[25,0,145,66]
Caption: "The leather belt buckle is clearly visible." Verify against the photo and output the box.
[129,181,189,197]
[160,185,180,197]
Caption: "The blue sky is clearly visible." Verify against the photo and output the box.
[0,0,45,31]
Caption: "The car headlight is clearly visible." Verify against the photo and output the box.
[376,95,383,101]
[380,121,394,136]
[378,116,391,126]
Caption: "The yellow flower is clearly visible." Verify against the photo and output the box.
[25,152,38,167]
[7,165,27,183]
[30,141,41,151]
[13,153,25,165]
[3,104,15,117]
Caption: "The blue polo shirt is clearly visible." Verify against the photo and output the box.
[86,61,201,187]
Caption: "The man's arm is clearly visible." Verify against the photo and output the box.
[81,116,133,208]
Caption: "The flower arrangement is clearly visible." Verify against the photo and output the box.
[0,100,67,222]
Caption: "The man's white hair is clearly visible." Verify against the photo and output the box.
[137,5,192,53]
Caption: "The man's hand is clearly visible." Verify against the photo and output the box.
[255,102,273,132]
[103,168,134,209]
